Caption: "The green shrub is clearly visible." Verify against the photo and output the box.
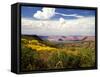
[21,37,95,70]
[79,48,95,67]
[47,51,81,69]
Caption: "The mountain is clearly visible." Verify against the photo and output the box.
[22,35,95,42]
[82,36,95,41]
[47,36,95,42]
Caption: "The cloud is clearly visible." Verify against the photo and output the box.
[56,13,84,18]
[33,7,84,20]
[21,16,95,36]
[33,8,55,19]
[59,17,66,25]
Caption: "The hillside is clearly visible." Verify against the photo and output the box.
[21,35,95,71]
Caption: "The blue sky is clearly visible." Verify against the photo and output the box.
[21,6,95,20]
[21,6,95,36]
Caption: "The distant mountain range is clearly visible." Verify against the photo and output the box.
[38,36,95,42]
[22,35,95,42]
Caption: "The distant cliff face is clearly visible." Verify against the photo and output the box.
[22,35,95,42]
[47,36,95,42]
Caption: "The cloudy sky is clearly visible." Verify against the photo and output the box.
[21,6,95,36]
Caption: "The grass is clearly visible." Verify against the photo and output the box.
[21,36,95,71]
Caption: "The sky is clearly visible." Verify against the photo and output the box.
[21,6,95,36]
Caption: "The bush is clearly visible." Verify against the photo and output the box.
[47,50,81,69]
[21,44,48,71]
[21,45,37,71]
[79,48,95,67]
[21,37,95,70]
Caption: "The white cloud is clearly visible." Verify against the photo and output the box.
[33,7,84,20]
[56,13,84,18]
[21,16,95,36]
[59,18,65,23]
[33,8,55,19]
